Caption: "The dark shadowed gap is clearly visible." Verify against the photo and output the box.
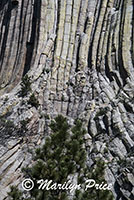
[103,115,109,135]
[0,0,8,12]
[96,0,109,73]
[104,55,113,82]
[114,181,128,200]
[83,16,88,33]
[109,72,122,87]
[0,2,11,72]
[131,0,134,67]
[10,0,24,75]
[4,6,18,74]
[52,0,61,63]
[75,38,81,72]
[123,101,133,113]
[23,0,41,76]
[14,0,31,76]
[118,0,128,85]
[87,0,102,69]
[11,0,19,6]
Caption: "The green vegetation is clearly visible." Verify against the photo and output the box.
[0,115,16,136]
[44,114,50,119]
[19,75,31,97]
[28,93,39,109]
[45,68,50,74]
[4,96,9,103]
[74,159,114,200]
[8,115,114,200]
[94,108,106,120]
[0,115,30,138]
[19,119,29,134]
[8,186,22,200]
[61,95,65,101]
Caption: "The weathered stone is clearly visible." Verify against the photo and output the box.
[110,138,127,159]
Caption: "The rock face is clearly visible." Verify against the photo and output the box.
[0,0,134,199]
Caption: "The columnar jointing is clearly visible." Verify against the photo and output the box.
[0,0,43,94]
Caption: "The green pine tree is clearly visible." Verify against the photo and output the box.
[7,115,114,200]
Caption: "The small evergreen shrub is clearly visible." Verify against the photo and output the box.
[94,108,108,120]
[45,68,50,74]
[19,75,31,97]
[61,95,65,101]
[28,93,39,109]
[4,96,9,103]
[19,119,29,134]
[0,115,16,136]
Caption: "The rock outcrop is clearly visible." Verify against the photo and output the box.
[0,0,134,199]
